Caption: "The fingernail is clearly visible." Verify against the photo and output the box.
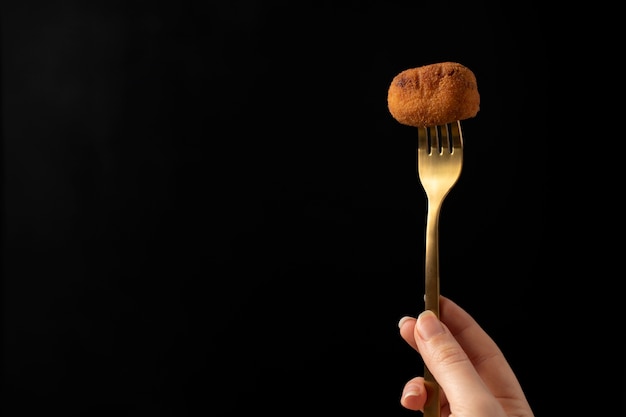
[402,386,422,401]
[416,310,444,340]
[398,316,413,329]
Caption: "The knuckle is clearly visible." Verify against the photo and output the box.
[429,343,468,367]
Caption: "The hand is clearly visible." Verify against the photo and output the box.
[397,295,534,417]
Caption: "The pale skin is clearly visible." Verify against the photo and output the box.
[398,295,535,417]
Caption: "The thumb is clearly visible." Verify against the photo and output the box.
[414,310,492,405]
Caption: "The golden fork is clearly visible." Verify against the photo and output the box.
[416,120,464,417]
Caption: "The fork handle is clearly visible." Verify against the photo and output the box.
[423,200,442,417]
[424,199,441,316]
[424,201,441,316]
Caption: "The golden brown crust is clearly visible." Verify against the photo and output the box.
[387,62,480,127]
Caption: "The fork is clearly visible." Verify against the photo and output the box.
[416,120,464,417]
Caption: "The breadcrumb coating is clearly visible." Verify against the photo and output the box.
[387,62,480,127]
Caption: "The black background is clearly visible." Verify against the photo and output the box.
[2,1,624,416]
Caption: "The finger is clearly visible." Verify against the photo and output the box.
[400,376,427,411]
[415,310,489,404]
[398,316,418,352]
[438,296,527,401]
[414,309,495,405]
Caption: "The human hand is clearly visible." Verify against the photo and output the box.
[397,295,534,417]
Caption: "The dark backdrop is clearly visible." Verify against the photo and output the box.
[2,1,623,416]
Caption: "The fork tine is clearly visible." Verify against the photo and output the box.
[417,126,428,153]
[418,122,463,155]
[439,124,449,154]
[427,126,439,154]
[450,120,463,152]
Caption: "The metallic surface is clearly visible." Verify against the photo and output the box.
[416,120,464,417]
